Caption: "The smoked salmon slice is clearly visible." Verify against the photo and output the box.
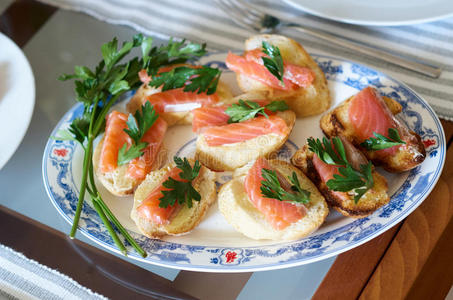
[202,115,289,147]
[100,111,132,173]
[226,50,315,91]
[136,65,219,114]
[136,166,182,225]
[311,154,349,202]
[192,106,229,133]
[348,87,396,142]
[191,100,276,133]
[146,88,219,114]
[244,158,306,230]
[99,110,167,180]
[127,117,168,181]
[348,87,406,156]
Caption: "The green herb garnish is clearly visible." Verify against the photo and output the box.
[262,41,284,84]
[225,99,289,123]
[54,34,209,257]
[360,128,406,150]
[149,66,221,95]
[159,157,201,209]
[261,169,310,204]
[308,137,374,203]
[117,102,158,165]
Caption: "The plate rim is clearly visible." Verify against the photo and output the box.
[0,32,36,170]
[42,52,446,272]
[282,0,453,26]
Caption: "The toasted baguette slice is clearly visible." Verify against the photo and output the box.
[131,161,217,238]
[195,110,296,171]
[127,77,233,126]
[235,34,331,117]
[92,137,166,196]
[320,92,425,172]
[292,145,390,218]
[218,159,328,240]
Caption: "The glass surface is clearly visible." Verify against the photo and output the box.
[0,6,334,297]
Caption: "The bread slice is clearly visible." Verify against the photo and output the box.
[291,145,390,218]
[92,137,166,196]
[218,159,328,241]
[320,93,425,172]
[127,76,233,126]
[195,110,296,171]
[235,34,331,117]
[130,161,217,238]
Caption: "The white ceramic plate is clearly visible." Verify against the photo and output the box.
[42,52,445,272]
[283,0,453,26]
[0,33,35,170]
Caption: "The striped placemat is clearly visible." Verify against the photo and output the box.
[0,244,107,300]
[37,0,453,120]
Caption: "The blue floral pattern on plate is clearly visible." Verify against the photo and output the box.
[42,53,445,272]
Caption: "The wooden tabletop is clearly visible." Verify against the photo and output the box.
[0,0,452,299]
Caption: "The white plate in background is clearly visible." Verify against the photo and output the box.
[0,32,35,170]
[283,0,453,26]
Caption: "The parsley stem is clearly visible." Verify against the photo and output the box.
[69,137,94,238]
[93,93,122,137]
[95,195,147,258]
[92,197,128,256]
[88,159,147,257]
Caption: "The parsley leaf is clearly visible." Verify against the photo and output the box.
[159,157,202,208]
[261,169,310,204]
[118,102,158,165]
[124,101,158,144]
[308,137,374,203]
[225,100,289,123]
[360,128,406,150]
[144,38,207,75]
[148,66,221,95]
[117,142,148,166]
[262,41,284,84]
[308,137,347,166]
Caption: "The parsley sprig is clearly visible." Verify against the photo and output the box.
[308,137,374,203]
[360,128,406,150]
[261,169,310,204]
[262,41,284,84]
[54,35,210,257]
[149,66,221,95]
[118,102,158,165]
[159,157,201,209]
[225,99,289,123]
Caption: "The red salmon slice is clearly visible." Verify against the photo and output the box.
[348,87,401,155]
[136,167,183,225]
[99,111,168,180]
[348,87,396,141]
[202,115,289,146]
[244,158,306,230]
[99,111,132,173]
[244,49,315,88]
[312,154,349,201]
[226,50,314,91]
[192,106,229,133]
[127,117,168,180]
[146,88,219,114]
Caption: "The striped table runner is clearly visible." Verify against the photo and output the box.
[0,244,106,300]
[38,0,453,121]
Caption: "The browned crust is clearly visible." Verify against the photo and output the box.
[320,92,425,173]
[291,145,390,218]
